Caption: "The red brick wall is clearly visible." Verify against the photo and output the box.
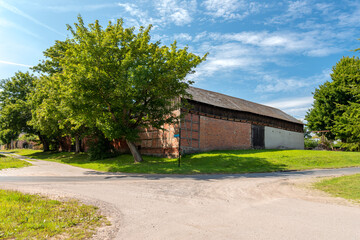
[58,114,252,157]
[137,123,179,157]
[77,125,180,157]
[180,112,200,152]
[199,116,251,151]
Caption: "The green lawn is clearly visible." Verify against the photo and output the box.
[4,149,360,174]
[0,189,107,239]
[0,154,31,170]
[314,174,360,202]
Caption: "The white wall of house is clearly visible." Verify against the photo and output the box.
[264,126,304,149]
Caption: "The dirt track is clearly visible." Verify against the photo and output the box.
[1,154,360,240]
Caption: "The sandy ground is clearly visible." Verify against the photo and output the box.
[1,153,360,240]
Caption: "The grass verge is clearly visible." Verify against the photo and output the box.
[0,154,31,170]
[4,149,360,174]
[314,174,360,202]
[0,189,107,239]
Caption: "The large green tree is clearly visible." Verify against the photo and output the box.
[306,56,360,149]
[56,16,206,162]
[31,40,89,153]
[28,75,71,151]
[0,72,36,146]
[332,79,360,150]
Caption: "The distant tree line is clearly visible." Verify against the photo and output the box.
[0,16,206,162]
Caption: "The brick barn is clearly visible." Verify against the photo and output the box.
[128,87,304,157]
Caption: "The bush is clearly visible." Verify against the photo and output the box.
[339,142,360,152]
[88,132,117,160]
[304,139,319,149]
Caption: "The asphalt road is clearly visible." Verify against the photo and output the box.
[1,153,360,240]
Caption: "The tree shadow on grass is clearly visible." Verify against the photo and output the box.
[16,149,294,177]
[16,149,291,174]
[90,155,289,175]
[18,151,88,162]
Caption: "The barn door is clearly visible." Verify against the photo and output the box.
[252,125,264,149]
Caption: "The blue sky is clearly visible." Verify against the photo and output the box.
[1,0,359,121]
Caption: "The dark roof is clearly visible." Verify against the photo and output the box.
[185,87,303,125]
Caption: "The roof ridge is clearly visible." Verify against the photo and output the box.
[188,86,288,112]
[186,86,303,125]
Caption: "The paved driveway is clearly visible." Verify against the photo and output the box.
[1,153,360,240]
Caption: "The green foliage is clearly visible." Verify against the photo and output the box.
[0,129,18,146]
[60,16,206,145]
[304,139,318,149]
[10,149,360,174]
[32,40,70,75]
[88,131,117,160]
[28,76,63,140]
[333,102,360,151]
[16,16,205,160]
[29,37,94,152]
[28,72,89,152]
[18,133,39,142]
[303,125,312,139]
[0,189,106,239]
[306,56,360,147]
[0,72,37,145]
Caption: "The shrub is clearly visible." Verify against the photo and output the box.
[304,139,319,149]
[339,142,360,152]
[88,132,117,160]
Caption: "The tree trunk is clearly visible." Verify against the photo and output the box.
[39,135,50,152]
[126,139,143,163]
[43,141,50,152]
[75,135,80,154]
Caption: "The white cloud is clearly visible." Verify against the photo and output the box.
[287,0,312,17]
[0,60,32,68]
[204,30,342,57]
[187,28,338,85]
[255,77,308,93]
[188,42,265,81]
[117,0,196,28]
[188,29,337,82]
[171,8,192,25]
[154,0,196,26]
[152,33,170,42]
[0,0,64,36]
[307,47,342,57]
[337,3,360,27]
[255,69,331,93]
[118,3,147,18]
[263,96,313,109]
[193,31,207,42]
[0,18,40,39]
[174,33,192,41]
[117,3,151,28]
[202,0,260,20]
[222,31,310,51]
[47,3,116,12]
[262,96,314,119]
[314,2,334,15]
[271,0,312,24]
